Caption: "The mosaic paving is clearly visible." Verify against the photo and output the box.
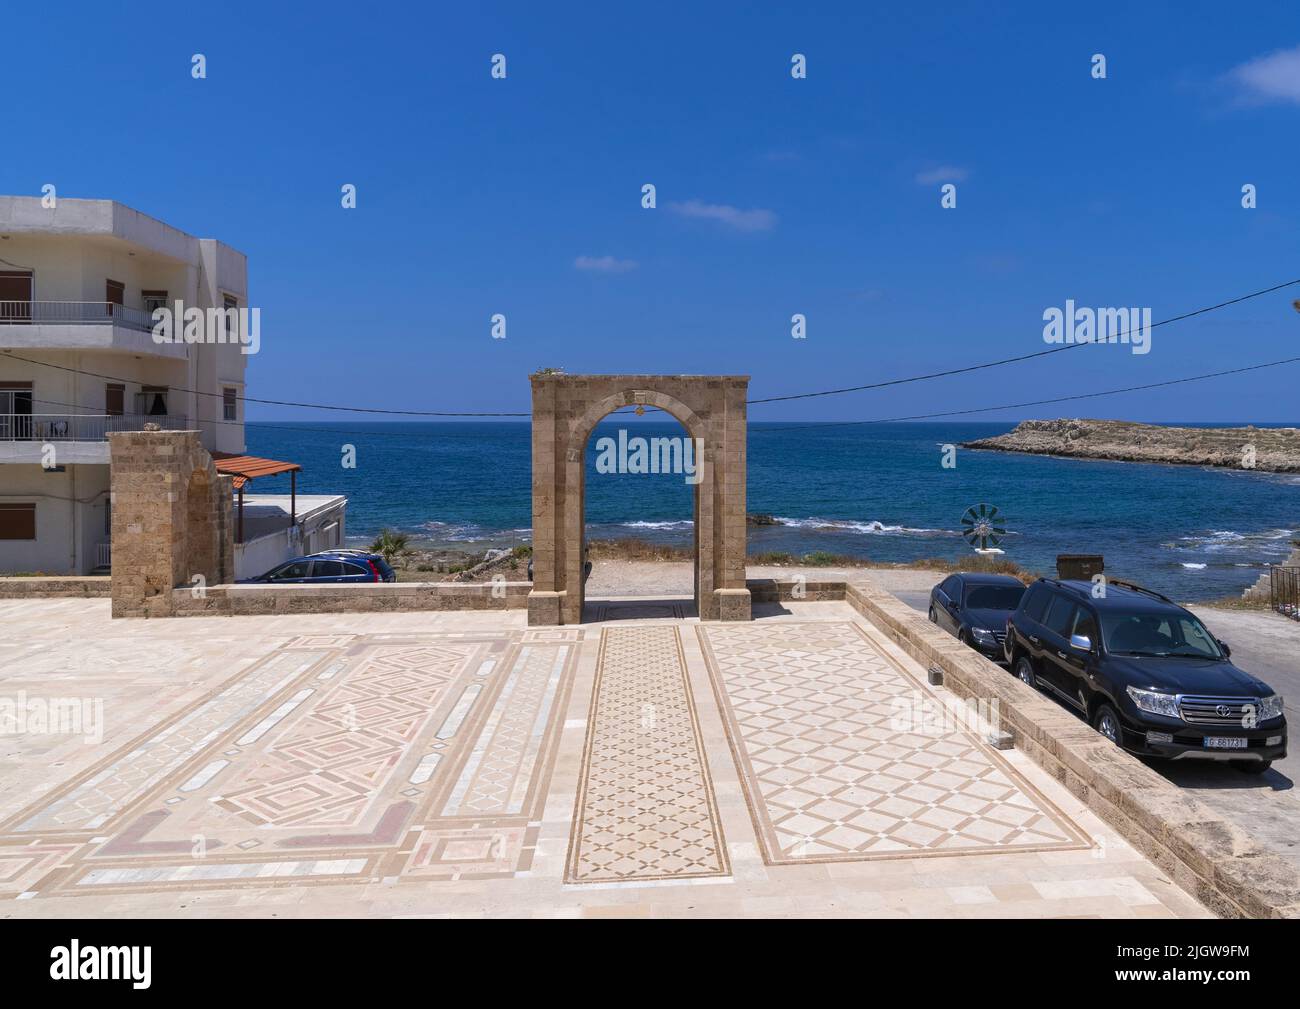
[0,629,580,897]
[565,625,730,883]
[590,601,688,621]
[697,622,1089,864]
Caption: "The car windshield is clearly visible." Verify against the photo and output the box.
[964,585,1025,610]
[1101,612,1222,658]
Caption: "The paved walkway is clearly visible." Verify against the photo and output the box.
[0,598,1208,917]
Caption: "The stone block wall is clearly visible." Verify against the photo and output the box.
[108,430,234,618]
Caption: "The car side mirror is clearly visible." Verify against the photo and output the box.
[1217,639,1231,658]
[1069,633,1092,652]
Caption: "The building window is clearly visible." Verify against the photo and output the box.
[223,294,239,341]
[1,382,34,439]
[106,383,125,417]
[0,503,36,540]
[136,386,168,417]
[223,387,238,422]
[142,290,168,317]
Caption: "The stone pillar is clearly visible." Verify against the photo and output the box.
[109,430,232,618]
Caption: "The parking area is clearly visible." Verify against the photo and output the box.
[886,581,1300,874]
[0,597,1207,918]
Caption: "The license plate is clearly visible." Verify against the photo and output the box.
[1204,736,1248,750]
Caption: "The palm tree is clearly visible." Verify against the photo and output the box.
[369,528,410,565]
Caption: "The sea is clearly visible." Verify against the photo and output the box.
[245,420,1300,602]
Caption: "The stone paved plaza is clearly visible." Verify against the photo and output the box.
[0,597,1210,918]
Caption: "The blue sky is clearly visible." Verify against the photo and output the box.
[4,1,1299,423]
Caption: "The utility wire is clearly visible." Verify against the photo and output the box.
[3,277,1296,416]
[747,278,1300,404]
[749,355,1300,432]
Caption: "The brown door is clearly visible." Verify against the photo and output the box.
[0,271,33,322]
[106,383,125,417]
[106,279,124,320]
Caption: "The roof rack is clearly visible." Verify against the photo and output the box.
[1104,578,1174,604]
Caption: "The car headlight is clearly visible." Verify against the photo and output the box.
[1257,695,1284,721]
[971,627,996,643]
[1126,686,1180,718]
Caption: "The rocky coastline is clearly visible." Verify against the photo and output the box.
[962,419,1300,473]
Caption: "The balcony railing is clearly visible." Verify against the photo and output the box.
[0,413,188,441]
[0,301,156,333]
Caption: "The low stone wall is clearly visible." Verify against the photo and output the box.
[844,579,1300,919]
[745,577,846,603]
[0,576,112,599]
[168,580,531,617]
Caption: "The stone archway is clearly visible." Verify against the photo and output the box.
[528,374,750,625]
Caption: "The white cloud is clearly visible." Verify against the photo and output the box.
[915,165,969,185]
[666,200,777,232]
[1227,44,1300,105]
[574,255,638,273]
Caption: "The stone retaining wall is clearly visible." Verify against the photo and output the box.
[745,577,846,602]
[844,578,1300,919]
[0,576,112,599]
[169,581,531,616]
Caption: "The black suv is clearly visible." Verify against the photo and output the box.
[1004,578,1286,773]
[929,572,1026,662]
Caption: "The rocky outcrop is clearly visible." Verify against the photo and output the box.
[962,418,1300,472]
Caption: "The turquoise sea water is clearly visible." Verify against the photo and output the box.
[245,420,1300,601]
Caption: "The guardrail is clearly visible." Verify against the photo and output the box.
[0,300,156,332]
[1271,566,1299,620]
[0,413,188,441]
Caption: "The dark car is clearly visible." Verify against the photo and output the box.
[243,551,396,584]
[928,573,1026,661]
[1004,578,1286,772]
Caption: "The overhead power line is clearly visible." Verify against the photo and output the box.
[3,277,1297,417]
[747,278,1300,404]
[749,354,1300,433]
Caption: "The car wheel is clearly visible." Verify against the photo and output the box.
[1233,760,1272,775]
[1014,656,1036,689]
[928,606,938,624]
[1093,704,1122,745]
[957,628,969,646]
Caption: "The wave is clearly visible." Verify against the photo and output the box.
[772,516,961,537]
[1181,563,1207,570]
[1164,528,1293,554]
[615,520,695,531]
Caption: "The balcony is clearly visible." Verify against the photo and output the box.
[0,301,186,357]
[1,300,155,331]
[0,413,188,464]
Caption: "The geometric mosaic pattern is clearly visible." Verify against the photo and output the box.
[0,630,580,898]
[565,626,730,884]
[697,622,1088,864]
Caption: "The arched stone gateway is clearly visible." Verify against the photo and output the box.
[528,373,751,625]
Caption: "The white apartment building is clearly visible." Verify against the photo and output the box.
[0,197,344,576]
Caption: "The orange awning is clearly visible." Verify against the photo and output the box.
[212,452,302,490]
